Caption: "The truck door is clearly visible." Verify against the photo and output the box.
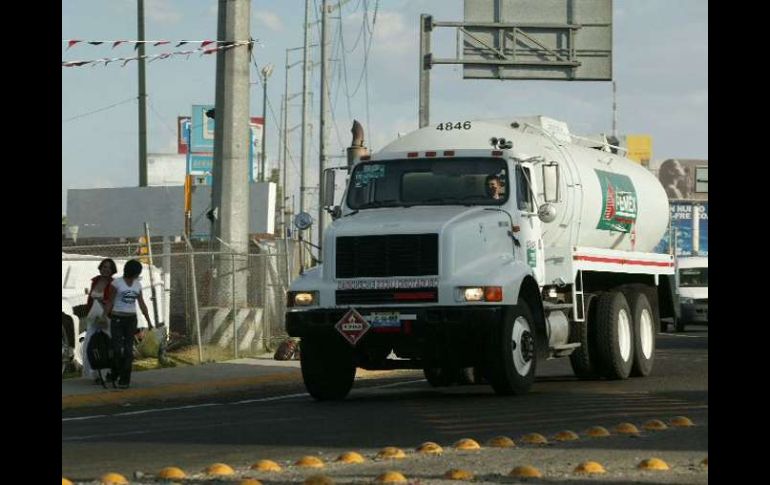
[515,162,546,285]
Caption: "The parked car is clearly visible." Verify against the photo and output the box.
[675,256,708,331]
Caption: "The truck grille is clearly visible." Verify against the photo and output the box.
[336,234,438,278]
[336,288,438,305]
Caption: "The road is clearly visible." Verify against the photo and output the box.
[62,326,708,483]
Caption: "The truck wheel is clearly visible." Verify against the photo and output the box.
[423,367,454,387]
[487,300,537,395]
[628,291,655,377]
[595,291,634,380]
[300,337,356,400]
[569,294,599,379]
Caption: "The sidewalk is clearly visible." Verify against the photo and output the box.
[62,357,303,410]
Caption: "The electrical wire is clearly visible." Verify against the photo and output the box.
[61,96,137,123]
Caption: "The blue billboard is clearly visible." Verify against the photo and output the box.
[654,201,708,256]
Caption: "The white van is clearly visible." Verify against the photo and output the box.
[675,256,708,331]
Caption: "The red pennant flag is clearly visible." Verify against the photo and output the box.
[202,47,217,55]
[201,40,215,48]
[66,40,81,50]
[154,40,170,47]
[112,40,126,49]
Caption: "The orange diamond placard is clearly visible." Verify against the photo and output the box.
[335,308,370,346]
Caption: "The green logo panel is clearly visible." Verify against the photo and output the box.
[595,169,638,233]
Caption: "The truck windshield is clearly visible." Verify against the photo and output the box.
[347,158,509,209]
[679,267,708,287]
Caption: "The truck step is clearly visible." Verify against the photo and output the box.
[543,302,573,311]
[549,342,581,358]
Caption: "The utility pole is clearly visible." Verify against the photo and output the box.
[137,0,148,186]
[300,0,312,219]
[318,0,331,249]
[260,64,274,182]
[283,46,307,238]
[210,0,251,307]
[612,81,618,138]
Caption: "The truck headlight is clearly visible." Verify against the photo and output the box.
[288,291,318,307]
[458,286,503,302]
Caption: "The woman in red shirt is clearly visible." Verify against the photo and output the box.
[81,258,117,383]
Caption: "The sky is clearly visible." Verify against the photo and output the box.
[61,0,708,215]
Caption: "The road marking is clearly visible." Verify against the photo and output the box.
[62,379,426,423]
[660,333,708,338]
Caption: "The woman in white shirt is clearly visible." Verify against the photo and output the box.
[102,259,154,389]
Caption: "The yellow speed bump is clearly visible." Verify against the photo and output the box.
[100,473,129,485]
[377,447,407,459]
[521,433,548,445]
[374,471,408,483]
[296,456,326,468]
[158,466,187,479]
[251,459,282,472]
[643,419,668,431]
[585,426,611,437]
[702,457,708,467]
[487,436,516,448]
[509,465,542,478]
[416,442,444,455]
[615,422,641,435]
[638,458,670,471]
[240,480,264,485]
[670,416,695,427]
[62,479,73,485]
[553,430,579,442]
[100,473,128,485]
[305,475,335,485]
[445,468,475,480]
[574,461,606,474]
[454,438,481,450]
[336,451,366,464]
[205,463,235,476]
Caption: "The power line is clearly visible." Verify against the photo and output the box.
[61,96,137,123]
[147,97,177,138]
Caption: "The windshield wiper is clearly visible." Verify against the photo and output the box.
[420,196,479,206]
[357,199,399,209]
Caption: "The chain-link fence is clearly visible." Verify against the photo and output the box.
[62,237,302,364]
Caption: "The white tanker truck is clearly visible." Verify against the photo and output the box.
[286,116,678,400]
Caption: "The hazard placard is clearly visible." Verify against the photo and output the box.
[335,308,370,346]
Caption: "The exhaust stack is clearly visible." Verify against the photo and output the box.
[347,119,369,167]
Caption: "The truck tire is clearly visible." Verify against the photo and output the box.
[487,300,537,396]
[594,291,634,380]
[300,337,356,401]
[627,291,655,377]
[569,294,599,379]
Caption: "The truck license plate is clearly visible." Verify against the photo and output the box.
[368,312,400,328]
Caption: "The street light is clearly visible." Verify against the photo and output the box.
[260,64,274,182]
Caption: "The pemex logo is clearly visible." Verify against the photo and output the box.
[596,169,637,233]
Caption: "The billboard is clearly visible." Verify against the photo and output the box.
[624,135,652,166]
[190,104,216,152]
[650,159,708,201]
[654,201,708,257]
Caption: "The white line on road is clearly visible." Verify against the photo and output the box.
[660,333,708,338]
[62,379,426,423]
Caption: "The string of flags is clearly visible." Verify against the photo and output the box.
[62,40,253,68]
[63,39,231,50]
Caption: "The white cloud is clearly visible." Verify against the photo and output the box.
[254,11,284,33]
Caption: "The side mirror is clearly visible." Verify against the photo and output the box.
[329,206,342,220]
[542,162,560,203]
[538,203,557,223]
[322,169,336,208]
